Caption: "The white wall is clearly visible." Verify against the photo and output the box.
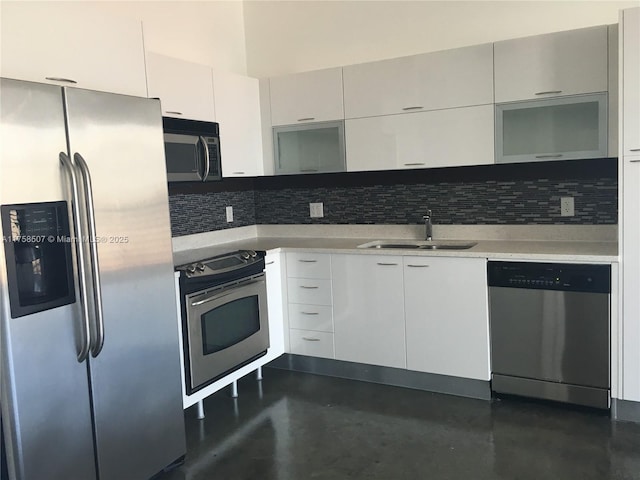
[244,0,639,78]
[0,0,248,75]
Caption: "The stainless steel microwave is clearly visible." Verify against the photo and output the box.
[163,117,222,182]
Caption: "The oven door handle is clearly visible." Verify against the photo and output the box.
[189,278,264,307]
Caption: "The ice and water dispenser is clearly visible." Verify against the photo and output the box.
[1,201,75,318]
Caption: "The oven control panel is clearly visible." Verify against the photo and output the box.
[177,250,263,279]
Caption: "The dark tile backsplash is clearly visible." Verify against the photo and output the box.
[169,190,256,237]
[168,159,618,236]
[253,177,617,226]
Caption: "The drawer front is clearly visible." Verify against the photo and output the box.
[289,329,335,359]
[286,252,331,279]
[287,278,332,305]
[289,304,333,332]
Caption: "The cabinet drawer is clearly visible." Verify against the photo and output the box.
[287,279,332,305]
[286,253,331,279]
[290,329,335,359]
[289,304,333,332]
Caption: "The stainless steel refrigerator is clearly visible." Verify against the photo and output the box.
[0,78,186,480]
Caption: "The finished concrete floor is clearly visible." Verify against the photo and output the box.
[159,368,640,480]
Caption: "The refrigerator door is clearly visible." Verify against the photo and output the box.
[63,87,185,480]
[0,79,97,480]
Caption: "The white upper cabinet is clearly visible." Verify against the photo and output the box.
[343,44,494,119]
[404,256,490,381]
[269,67,344,126]
[622,8,640,156]
[0,3,147,97]
[346,104,494,172]
[213,71,264,177]
[494,25,609,103]
[145,52,216,122]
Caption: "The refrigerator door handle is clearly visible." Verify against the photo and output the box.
[59,152,92,362]
[74,153,105,357]
[200,136,210,181]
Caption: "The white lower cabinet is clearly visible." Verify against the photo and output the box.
[331,254,406,369]
[289,330,335,359]
[265,252,286,357]
[345,105,494,172]
[403,256,490,380]
[285,253,335,358]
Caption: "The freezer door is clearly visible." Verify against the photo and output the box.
[63,87,185,480]
[0,79,97,480]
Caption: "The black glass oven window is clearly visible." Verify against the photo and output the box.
[201,296,260,355]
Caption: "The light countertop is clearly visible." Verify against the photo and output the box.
[173,227,618,266]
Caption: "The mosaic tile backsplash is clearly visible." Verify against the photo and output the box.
[254,177,617,226]
[168,165,617,237]
[169,190,256,237]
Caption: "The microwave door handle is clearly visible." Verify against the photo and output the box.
[59,152,91,362]
[74,153,105,357]
[200,136,210,181]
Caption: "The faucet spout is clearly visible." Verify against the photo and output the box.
[423,210,433,241]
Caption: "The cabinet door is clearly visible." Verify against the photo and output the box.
[404,256,490,380]
[331,254,406,369]
[343,43,493,119]
[494,25,608,103]
[269,67,344,126]
[1,2,147,97]
[274,121,346,175]
[623,8,640,155]
[496,93,608,163]
[213,71,264,177]
[265,253,286,357]
[346,105,494,172]
[145,52,215,122]
[623,156,640,401]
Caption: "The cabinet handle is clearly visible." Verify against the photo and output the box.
[302,337,320,342]
[165,111,183,115]
[630,148,640,152]
[407,264,430,268]
[298,259,317,263]
[301,311,319,315]
[402,106,424,111]
[266,261,275,265]
[404,163,426,166]
[232,171,245,175]
[377,262,398,266]
[297,117,315,122]
[535,154,563,159]
[300,285,319,289]
[534,90,562,96]
[45,77,77,84]
[630,159,640,163]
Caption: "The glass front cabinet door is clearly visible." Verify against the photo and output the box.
[273,120,346,175]
[495,93,608,163]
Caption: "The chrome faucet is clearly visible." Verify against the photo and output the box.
[423,210,433,241]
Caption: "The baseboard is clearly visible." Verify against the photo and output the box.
[267,354,491,401]
[612,398,640,423]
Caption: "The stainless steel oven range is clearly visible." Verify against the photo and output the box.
[177,250,269,394]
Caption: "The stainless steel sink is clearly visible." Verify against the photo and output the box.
[359,241,477,250]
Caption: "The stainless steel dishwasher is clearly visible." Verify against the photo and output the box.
[488,261,611,409]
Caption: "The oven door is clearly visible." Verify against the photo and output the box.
[185,275,269,393]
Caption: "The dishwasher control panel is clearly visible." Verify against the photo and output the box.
[487,261,611,293]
